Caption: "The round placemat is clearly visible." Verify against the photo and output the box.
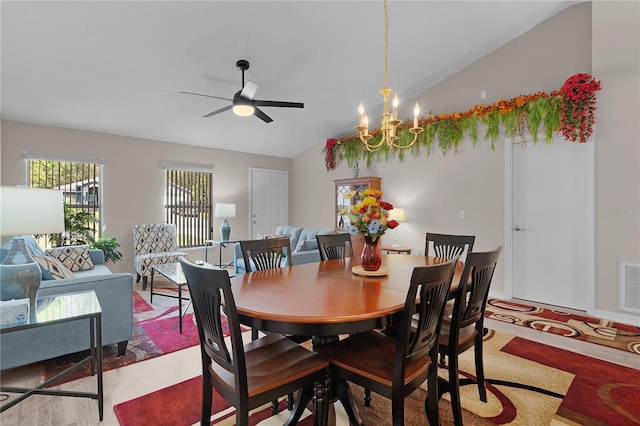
[351,265,389,277]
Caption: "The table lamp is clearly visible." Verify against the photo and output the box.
[0,187,65,315]
[387,207,406,248]
[214,203,236,242]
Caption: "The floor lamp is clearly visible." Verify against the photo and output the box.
[214,203,236,242]
[0,187,65,316]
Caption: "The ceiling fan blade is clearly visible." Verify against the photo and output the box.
[254,107,273,123]
[254,100,304,108]
[240,81,259,100]
[203,105,233,118]
[180,91,233,101]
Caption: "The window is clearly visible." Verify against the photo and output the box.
[164,169,213,248]
[28,159,101,248]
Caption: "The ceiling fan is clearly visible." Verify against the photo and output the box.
[180,59,304,123]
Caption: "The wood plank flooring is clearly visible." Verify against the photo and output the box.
[1,287,638,426]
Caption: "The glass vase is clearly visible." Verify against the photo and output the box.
[360,235,382,271]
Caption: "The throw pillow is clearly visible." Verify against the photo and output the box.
[33,255,76,280]
[45,245,94,272]
[295,239,318,252]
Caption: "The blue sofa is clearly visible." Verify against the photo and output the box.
[0,237,134,371]
[233,226,333,274]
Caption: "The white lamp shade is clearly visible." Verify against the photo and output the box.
[214,203,236,218]
[0,187,65,236]
[387,207,406,222]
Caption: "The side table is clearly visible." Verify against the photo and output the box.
[380,245,412,255]
[204,239,240,268]
[0,290,103,420]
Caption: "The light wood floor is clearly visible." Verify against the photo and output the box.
[1,286,638,426]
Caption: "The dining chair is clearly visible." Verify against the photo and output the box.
[238,237,302,413]
[437,246,502,426]
[425,232,475,261]
[239,237,292,274]
[316,233,354,261]
[319,257,459,426]
[178,258,329,426]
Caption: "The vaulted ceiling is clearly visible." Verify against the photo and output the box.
[1,1,574,158]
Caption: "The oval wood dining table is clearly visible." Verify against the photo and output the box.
[229,254,464,426]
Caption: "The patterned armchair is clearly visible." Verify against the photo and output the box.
[133,224,187,290]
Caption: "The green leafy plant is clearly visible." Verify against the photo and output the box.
[49,203,97,246]
[322,73,601,171]
[90,235,123,264]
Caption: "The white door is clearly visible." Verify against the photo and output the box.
[510,137,591,310]
[250,168,288,238]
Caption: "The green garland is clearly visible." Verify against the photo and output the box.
[324,74,599,171]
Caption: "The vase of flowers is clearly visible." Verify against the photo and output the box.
[343,189,399,271]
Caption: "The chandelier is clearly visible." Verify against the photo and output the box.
[356,0,423,152]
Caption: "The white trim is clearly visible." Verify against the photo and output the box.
[22,152,105,165]
[504,135,595,312]
[589,308,640,327]
[503,138,514,300]
[160,161,215,174]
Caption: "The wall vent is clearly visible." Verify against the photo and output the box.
[620,261,640,314]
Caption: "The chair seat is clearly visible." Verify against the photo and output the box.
[439,320,477,348]
[321,330,431,388]
[212,333,329,398]
[134,251,188,273]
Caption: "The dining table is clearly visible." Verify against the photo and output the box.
[229,254,464,425]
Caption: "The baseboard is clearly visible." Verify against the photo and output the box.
[488,290,507,300]
[588,308,640,327]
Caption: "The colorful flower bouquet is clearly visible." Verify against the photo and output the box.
[342,189,398,271]
[343,189,399,242]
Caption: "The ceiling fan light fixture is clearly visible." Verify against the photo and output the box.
[232,104,255,117]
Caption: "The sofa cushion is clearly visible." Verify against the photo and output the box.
[295,239,318,252]
[34,255,76,280]
[294,228,331,252]
[274,226,303,249]
[45,245,94,272]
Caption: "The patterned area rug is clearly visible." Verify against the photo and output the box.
[43,289,211,382]
[486,298,640,355]
[114,330,640,425]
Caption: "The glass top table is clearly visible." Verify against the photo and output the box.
[0,290,104,420]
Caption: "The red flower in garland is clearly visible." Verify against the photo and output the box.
[560,73,601,143]
[325,138,337,171]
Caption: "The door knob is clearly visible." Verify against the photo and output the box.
[513,226,525,231]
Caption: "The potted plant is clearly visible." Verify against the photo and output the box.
[90,235,123,264]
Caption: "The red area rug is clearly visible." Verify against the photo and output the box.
[43,290,216,382]
[114,330,640,425]
[114,375,315,426]
[486,298,640,355]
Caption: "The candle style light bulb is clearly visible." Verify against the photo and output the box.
[358,102,365,126]
[413,102,420,128]
[392,94,399,120]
